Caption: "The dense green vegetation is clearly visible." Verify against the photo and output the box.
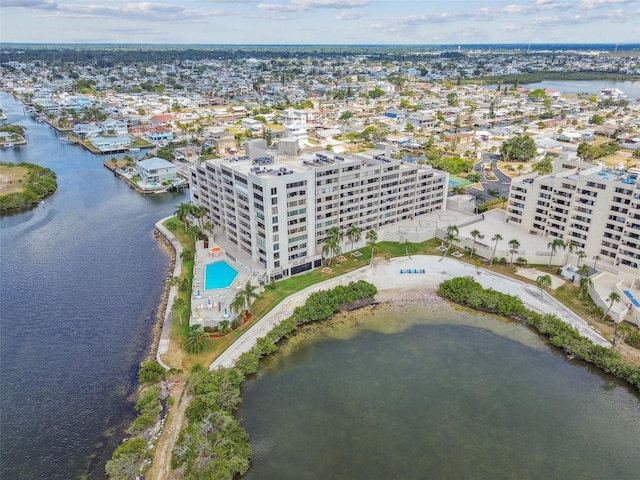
[0,162,57,213]
[464,71,640,85]
[438,276,640,391]
[500,134,537,161]
[105,437,152,480]
[577,141,620,161]
[171,280,378,479]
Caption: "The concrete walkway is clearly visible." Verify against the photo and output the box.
[209,255,609,371]
[155,218,183,370]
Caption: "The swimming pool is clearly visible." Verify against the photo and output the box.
[623,290,640,307]
[205,261,239,290]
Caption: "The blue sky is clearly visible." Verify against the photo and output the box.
[2,0,639,44]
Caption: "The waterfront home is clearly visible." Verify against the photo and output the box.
[101,118,129,136]
[136,157,178,184]
[147,127,174,143]
[91,136,132,153]
[73,123,102,138]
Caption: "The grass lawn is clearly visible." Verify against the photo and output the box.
[0,164,29,195]
[159,220,640,371]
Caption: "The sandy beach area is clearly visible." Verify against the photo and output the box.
[209,255,609,370]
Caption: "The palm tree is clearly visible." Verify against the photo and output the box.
[174,202,194,227]
[592,255,601,271]
[236,282,259,313]
[172,297,187,325]
[547,238,565,267]
[564,240,578,265]
[508,239,520,265]
[602,291,621,322]
[473,194,484,214]
[183,325,208,354]
[614,323,633,350]
[203,221,215,237]
[576,250,587,267]
[488,188,500,202]
[327,226,344,254]
[230,294,246,319]
[192,205,207,231]
[347,225,362,256]
[404,240,414,259]
[322,236,340,267]
[536,274,552,295]
[577,264,592,300]
[366,229,378,266]
[439,231,460,261]
[469,229,481,258]
[489,233,503,266]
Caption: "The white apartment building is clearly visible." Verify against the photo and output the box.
[506,155,640,274]
[190,150,448,279]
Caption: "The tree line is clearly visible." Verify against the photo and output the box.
[438,276,640,391]
[0,162,57,213]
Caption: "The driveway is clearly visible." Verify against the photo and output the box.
[467,153,512,200]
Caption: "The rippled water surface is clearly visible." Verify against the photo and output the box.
[238,304,640,480]
[0,92,188,479]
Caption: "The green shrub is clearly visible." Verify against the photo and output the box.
[139,360,165,384]
[439,277,640,391]
[127,386,161,433]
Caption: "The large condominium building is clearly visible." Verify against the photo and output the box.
[505,154,640,274]
[189,149,448,279]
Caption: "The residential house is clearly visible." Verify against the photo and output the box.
[136,157,178,184]
[73,123,102,138]
[101,118,129,136]
[147,127,174,143]
[91,136,131,153]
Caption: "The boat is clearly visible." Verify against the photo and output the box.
[3,143,14,148]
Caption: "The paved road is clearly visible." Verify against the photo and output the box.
[467,153,512,200]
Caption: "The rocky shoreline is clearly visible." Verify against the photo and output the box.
[148,229,177,362]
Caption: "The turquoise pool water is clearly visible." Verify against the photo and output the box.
[449,176,471,189]
[205,261,239,290]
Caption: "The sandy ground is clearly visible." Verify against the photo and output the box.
[148,380,191,480]
[210,255,609,371]
[516,267,566,289]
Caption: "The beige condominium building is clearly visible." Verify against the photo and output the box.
[506,153,640,275]
[189,148,449,280]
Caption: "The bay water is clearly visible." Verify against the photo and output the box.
[238,303,640,480]
[0,91,188,479]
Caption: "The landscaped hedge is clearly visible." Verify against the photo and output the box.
[439,276,640,391]
[170,280,379,479]
[0,162,57,213]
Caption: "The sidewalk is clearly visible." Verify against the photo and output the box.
[209,255,609,370]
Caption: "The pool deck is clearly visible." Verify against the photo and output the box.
[190,240,256,328]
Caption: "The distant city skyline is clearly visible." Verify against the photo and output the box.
[2,0,639,45]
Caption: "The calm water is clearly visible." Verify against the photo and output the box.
[488,80,640,100]
[238,304,640,480]
[0,92,188,479]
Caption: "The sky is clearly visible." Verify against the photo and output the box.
[1,0,639,45]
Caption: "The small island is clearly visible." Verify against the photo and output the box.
[0,162,57,213]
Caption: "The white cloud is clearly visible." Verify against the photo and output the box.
[580,0,634,9]
[336,10,363,20]
[50,2,228,21]
[292,0,369,8]
[3,0,57,8]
